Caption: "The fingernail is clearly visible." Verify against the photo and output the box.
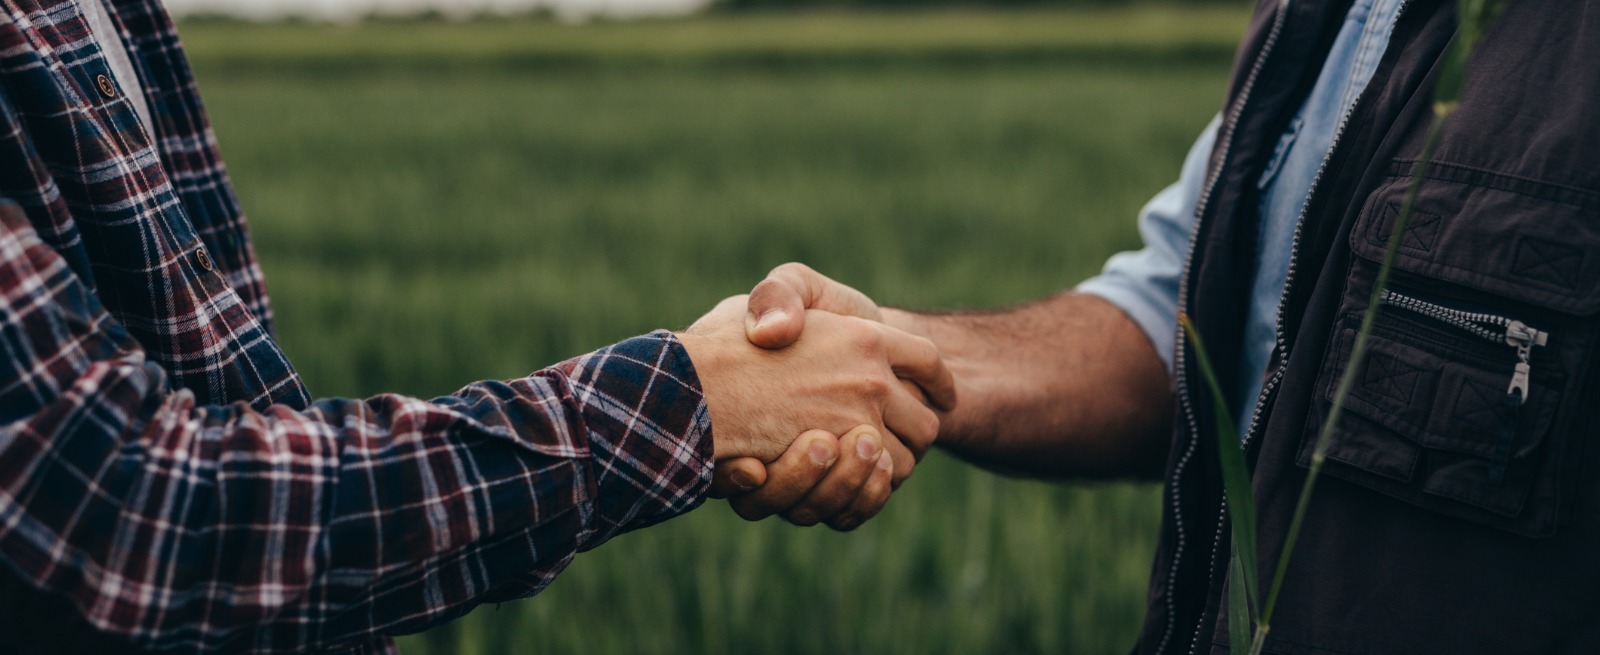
[755,309,788,331]
[808,441,836,467]
[730,469,758,491]
[876,451,894,471]
[855,433,880,460]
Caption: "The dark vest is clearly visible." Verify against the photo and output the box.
[1139,0,1600,653]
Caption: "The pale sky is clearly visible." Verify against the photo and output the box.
[162,0,707,20]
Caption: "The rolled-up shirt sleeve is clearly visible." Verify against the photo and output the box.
[1076,115,1220,372]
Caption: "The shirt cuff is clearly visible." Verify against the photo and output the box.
[560,330,714,547]
[1076,276,1179,372]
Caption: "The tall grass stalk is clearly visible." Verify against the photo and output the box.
[1177,315,1257,655]
[1251,116,1445,652]
[1188,2,1506,652]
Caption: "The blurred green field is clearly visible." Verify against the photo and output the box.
[184,7,1243,654]
[181,7,1246,72]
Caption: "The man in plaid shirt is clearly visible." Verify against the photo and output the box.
[0,0,955,652]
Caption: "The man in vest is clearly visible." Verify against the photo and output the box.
[726,0,1600,651]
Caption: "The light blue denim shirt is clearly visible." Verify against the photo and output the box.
[1076,0,1406,436]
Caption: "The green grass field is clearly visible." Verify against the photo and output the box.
[182,8,1244,653]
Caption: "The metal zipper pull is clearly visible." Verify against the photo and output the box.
[1504,320,1548,405]
[1493,321,1547,485]
[1380,290,1549,404]
[1380,291,1552,484]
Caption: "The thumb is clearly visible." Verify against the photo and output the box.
[745,280,807,349]
[745,262,880,349]
[709,458,768,498]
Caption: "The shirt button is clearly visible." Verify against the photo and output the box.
[195,248,214,272]
[95,74,117,98]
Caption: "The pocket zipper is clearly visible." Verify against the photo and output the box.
[1380,289,1550,404]
[1381,289,1551,484]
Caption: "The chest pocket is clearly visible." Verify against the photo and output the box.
[1301,162,1600,537]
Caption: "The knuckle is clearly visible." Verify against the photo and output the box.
[730,500,771,522]
[833,492,887,531]
[863,336,887,358]
[828,515,861,532]
[845,321,883,352]
[784,509,820,527]
[912,412,940,448]
[912,337,944,373]
[860,375,892,401]
[771,261,814,278]
[871,480,892,506]
[892,462,915,487]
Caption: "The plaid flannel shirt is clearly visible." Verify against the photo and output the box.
[0,0,714,652]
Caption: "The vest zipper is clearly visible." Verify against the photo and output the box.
[1379,289,1549,403]
[1169,0,1290,651]
[1182,1,1414,651]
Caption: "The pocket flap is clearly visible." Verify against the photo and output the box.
[1353,164,1600,315]
[1331,323,1561,462]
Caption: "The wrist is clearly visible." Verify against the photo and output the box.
[879,308,979,448]
[881,307,929,338]
[675,331,743,462]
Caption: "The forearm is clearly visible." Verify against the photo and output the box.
[1,333,710,651]
[885,292,1173,479]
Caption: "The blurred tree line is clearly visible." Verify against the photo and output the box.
[716,0,1235,11]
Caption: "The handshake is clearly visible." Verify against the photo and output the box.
[677,263,957,531]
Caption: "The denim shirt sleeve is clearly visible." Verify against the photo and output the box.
[1076,115,1221,373]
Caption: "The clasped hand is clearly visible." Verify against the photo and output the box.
[677,265,950,530]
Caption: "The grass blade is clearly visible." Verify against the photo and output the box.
[1227,544,1253,655]
[1255,114,1450,647]
[1179,314,1259,623]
